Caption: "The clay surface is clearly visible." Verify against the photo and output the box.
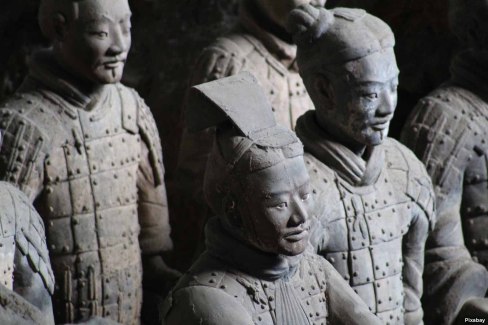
[0,132,54,324]
[0,0,175,323]
[0,181,55,325]
[401,0,488,323]
[172,0,320,270]
[289,5,435,324]
[161,72,381,325]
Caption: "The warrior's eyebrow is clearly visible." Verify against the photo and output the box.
[354,73,400,86]
[102,14,115,22]
[86,13,131,25]
[102,13,132,22]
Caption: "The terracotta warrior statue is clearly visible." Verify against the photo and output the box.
[288,5,436,324]
[161,72,382,325]
[172,0,323,268]
[0,131,55,325]
[401,0,488,323]
[0,0,177,323]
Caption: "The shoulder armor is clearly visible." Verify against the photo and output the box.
[163,285,253,325]
[0,284,45,325]
[384,139,436,229]
[302,152,343,251]
[124,86,166,186]
[173,253,254,304]
[163,254,255,324]
[0,182,54,294]
[6,183,55,294]
[0,183,17,238]
[190,33,255,85]
[115,84,138,134]
[401,86,484,198]
[0,93,54,197]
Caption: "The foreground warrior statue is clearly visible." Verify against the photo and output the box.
[161,72,381,325]
[401,0,488,323]
[173,0,324,268]
[0,0,176,323]
[0,133,55,325]
[288,5,436,324]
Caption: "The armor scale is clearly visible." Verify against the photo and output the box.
[0,70,170,324]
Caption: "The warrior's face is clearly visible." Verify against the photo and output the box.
[255,0,324,28]
[238,156,313,256]
[56,0,132,84]
[316,48,399,149]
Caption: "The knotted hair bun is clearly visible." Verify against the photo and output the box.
[287,4,334,47]
[289,5,394,73]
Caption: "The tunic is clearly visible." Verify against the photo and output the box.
[0,50,172,324]
[296,111,435,324]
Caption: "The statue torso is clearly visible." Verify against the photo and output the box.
[304,139,433,324]
[164,252,329,325]
[197,32,314,129]
[0,85,144,324]
[406,85,488,267]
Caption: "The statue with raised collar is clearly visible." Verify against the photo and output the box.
[288,5,436,324]
[161,72,381,325]
[0,0,178,323]
[172,0,324,269]
[401,0,488,323]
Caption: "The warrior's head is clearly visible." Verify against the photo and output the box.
[449,0,488,49]
[38,0,132,84]
[189,72,313,257]
[288,5,399,154]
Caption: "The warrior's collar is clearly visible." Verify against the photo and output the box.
[239,0,297,67]
[27,50,110,110]
[451,49,488,104]
[205,217,302,281]
[296,111,385,186]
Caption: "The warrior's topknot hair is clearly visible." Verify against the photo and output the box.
[287,4,334,47]
[287,4,395,74]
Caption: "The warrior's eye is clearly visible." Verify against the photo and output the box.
[301,193,311,201]
[90,31,108,38]
[275,202,288,209]
[362,93,378,100]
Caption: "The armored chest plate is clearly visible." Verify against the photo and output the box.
[190,255,328,325]
[37,89,143,324]
[239,35,314,130]
[305,151,426,324]
[462,142,488,266]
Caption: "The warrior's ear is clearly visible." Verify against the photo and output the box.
[223,194,243,229]
[313,74,335,110]
[52,12,68,42]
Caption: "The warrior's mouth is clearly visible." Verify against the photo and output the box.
[102,57,127,69]
[283,221,311,242]
[371,119,391,131]
[103,60,125,69]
